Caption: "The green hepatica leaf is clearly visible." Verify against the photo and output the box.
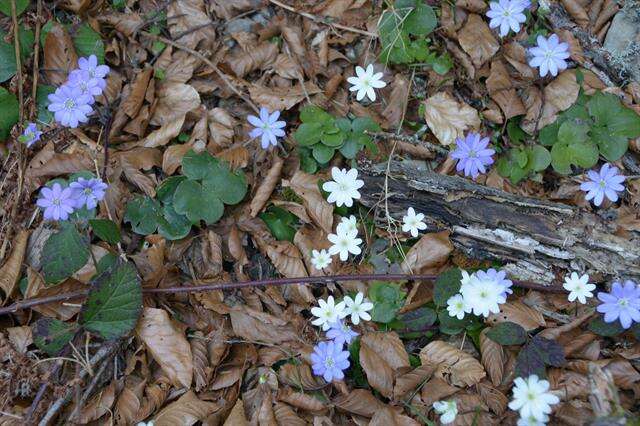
[0,0,28,16]
[181,150,216,180]
[37,85,55,124]
[202,161,247,205]
[294,122,323,146]
[0,37,16,83]
[33,318,78,356]
[72,23,105,63]
[157,203,192,240]
[41,223,90,285]
[591,127,628,161]
[515,341,546,378]
[260,206,298,242]
[433,268,462,307]
[404,2,437,36]
[528,145,551,172]
[156,175,187,203]
[393,307,437,337]
[80,262,142,340]
[89,219,121,244]
[173,179,224,224]
[588,316,625,337]
[0,87,19,140]
[312,144,335,164]
[320,130,344,147]
[486,322,527,345]
[124,195,162,235]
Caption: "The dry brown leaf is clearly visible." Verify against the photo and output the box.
[369,407,399,426]
[401,231,453,273]
[249,83,321,111]
[277,388,327,413]
[423,93,480,146]
[77,380,117,424]
[479,328,504,386]
[486,60,512,94]
[121,68,153,118]
[208,108,236,149]
[116,148,162,197]
[521,86,543,134]
[272,402,306,426]
[141,116,185,147]
[216,145,249,169]
[30,277,85,320]
[229,306,298,344]
[478,382,508,415]
[167,0,216,49]
[7,326,32,354]
[420,377,459,406]
[163,142,195,175]
[538,70,580,129]
[393,364,436,400]
[491,89,526,120]
[151,83,200,126]
[278,363,325,390]
[98,12,144,37]
[503,42,536,79]
[284,171,333,234]
[263,240,308,279]
[0,230,29,304]
[223,399,248,426]
[250,156,283,217]
[273,54,303,80]
[136,307,193,388]
[43,23,78,85]
[225,42,279,78]
[359,339,395,398]
[382,74,410,129]
[114,378,145,425]
[211,366,243,390]
[333,389,386,417]
[486,301,546,330]
[457,14,499,67]
[419,341,486,387]
[361,332,410,371]
[561,0,590,27]
[154,390,219,426]
[190,331,211,392]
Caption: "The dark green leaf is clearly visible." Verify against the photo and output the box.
[433,268,462,307]
[72,23,105,63]
[393,307,437,337]
[80,262,142,340]
[89,219,121,244]
[531,336,566,367]
[36,85,55,124]
[591,127,628,161]
[404,3,437,36]
[486,322,527,345]
[33,318,78,356]
[157,203,192,240]
[260,206,298,242]
[515,342,546,378]
[124,195,162,235]
[588,316,625,337]
[369,282,405,323]
[173,179,224,224]
[0,0,28,16]
[294,122,323,146]
[156,176,187,203]
[181,150,216,180]
[0,87,19,140]
[202,162,247,205]
[312,144,335,164]
[41,224,90,284]
[0,38,17,82]
[96,252,118,275]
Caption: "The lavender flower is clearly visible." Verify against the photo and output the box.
[36,183,77,221]
[77,55,110,89]
[580,163,625,207]
[475,268,513,299]
[528,34,570,77]
[596,280,640,329]
[326,320,359,346]
[21,122,42,148]
[69,177,108,209]
[47,85,93,128]
[310,340,350,382]
[247,107,286,149]
[451,133,495,179]
[67,69,103,100]
[486,0,527,38]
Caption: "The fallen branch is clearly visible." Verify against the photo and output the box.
[0,273,563,317]
[365,130,449,156]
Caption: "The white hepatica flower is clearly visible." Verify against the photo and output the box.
[508,375,560,422]
[486,0,527,37]
[322,167,364,208]
[401,207,427,238]
[447,294,471,320]
[433,400,458,424]
[337,215,358,234]
[517,414,550,426]
[460,269,474,292]
[347,64,386,102]
[343,292,373,325]
[137,422,154,426]
[311,296,345,331]
[563,272,595,304]
[311,249,332,270]
[528,34,570,77]
[328,229,362,261]
[460,275,505,317]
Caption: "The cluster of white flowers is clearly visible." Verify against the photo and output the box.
[509,374,560,425]
[446,269,513,319]
[311,292,373,330]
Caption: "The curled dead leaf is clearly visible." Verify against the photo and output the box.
[250,156,284,217]
[538,70,580,129]
[457,14,499,67]
[401,231,453,273]
[359,339,395,398]
[486,301,546,330]
[249,83,321,111]
[229,306,298,344]
[423,93,480,146]
[150,83,200,126]
[284,171,333,234]
[333,389,386,417]
[479,328,504,386]
[419,341,486,387]
[154,390,219,426]
[43,23,78,86]
[0,230,29,305]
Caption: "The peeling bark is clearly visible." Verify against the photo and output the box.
[358,161,640,283]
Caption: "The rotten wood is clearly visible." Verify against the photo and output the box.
[358,161,640,283]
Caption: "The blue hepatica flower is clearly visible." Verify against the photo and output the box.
[247,107,286,149]
[326,320,359,346]
[21,122,42,148]
[310,340,350,382]
[69,177,108,209]
[580,163,626,207]
[528,34,570,78]
[37,183,77,221]
[596,280,640,329]
[451,132,495,179]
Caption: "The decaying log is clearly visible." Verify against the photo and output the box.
[358,161,640,284]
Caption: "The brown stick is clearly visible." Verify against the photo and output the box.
[29,0,42,120]
[0,273,565,317]
[11,0,23,123]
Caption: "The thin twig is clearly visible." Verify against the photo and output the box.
[268,0,377,38]
[366,130,449,156]
[140,31,260,114]
[0,273,565,317]
[68,348,115,422]
[29,0,42,120]
[11,0,23,122]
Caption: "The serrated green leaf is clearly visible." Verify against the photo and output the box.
[72,23,105,63]
[486,322,527,345]
[33,318,78,356]
[181,150,216,180]
[433,268,462,307]
[89,219,121,244]
[124,195,161,235]
[0,0,28,16]
[41,224,90,284]
[80,262,142,340]
[0,87,19,140]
